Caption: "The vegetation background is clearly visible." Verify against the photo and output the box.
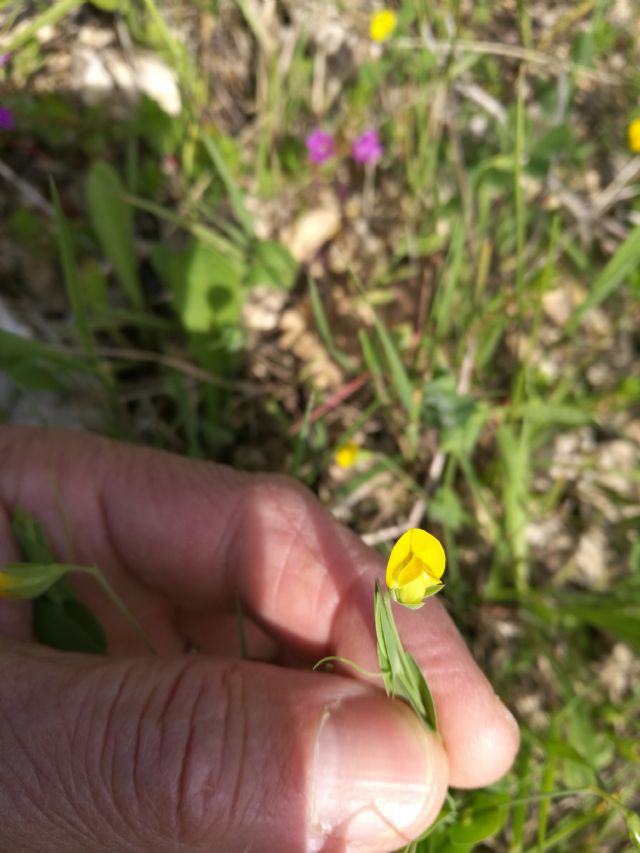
[0,1,639,850]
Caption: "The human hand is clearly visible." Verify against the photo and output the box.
[0,426,519,852]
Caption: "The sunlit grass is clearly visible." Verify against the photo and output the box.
[0,1,639,849]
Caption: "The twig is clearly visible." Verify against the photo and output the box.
[591,155,640,220]
[65,345,273,397]
[289,372,370,436]
[362,522,409,547]
[0,159,54,217]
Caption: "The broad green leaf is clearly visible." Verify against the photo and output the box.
[246,240,297,289]
[86,162,142,309]
[34,596,107,654]
[448,792,509,844]
[151,242,244,332]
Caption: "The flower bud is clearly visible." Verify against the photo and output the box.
[0,563,69,599]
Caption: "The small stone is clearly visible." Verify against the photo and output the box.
[283,200,341,262]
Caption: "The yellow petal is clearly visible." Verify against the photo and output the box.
[408,528,446,579]
[397,554,424,586]
[395,573,429,607]
[335,440,359,469]
[370,10,397,42]
[386,527,413,588]
[629,119,640,153]
[386,528,446,607]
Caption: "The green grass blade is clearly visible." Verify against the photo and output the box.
[201,133,255,238]
[86,161,143,310]
[50,177,96,361]
[371,311,413,413]
[568,224,640,331]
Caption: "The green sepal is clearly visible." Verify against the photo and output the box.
[374,580,439,732]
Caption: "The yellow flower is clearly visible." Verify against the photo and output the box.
[628,118,640,153]
[370,9,397,42]
[386,528,445,608]
[0,563,67,599]
[335,440,360,469]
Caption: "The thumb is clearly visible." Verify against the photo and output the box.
[1,641,448,853]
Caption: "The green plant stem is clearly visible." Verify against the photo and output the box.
[0,0,84,53]
[79,566,157,654]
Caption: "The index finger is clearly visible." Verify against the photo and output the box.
[0,425,519,788]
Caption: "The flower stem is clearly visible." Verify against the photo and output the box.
[78,565,157,655]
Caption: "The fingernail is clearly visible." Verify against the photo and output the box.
[312,695,434,848]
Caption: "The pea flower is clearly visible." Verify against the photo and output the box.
[351,128,384,165]
[0,563,68,599]
[305,128,336,164]
[370,9,397,42]
[628,118,640,154]
[0,54,10,67]
[335,440,360,468]
[0,106,15,130]
[386,528,445,608]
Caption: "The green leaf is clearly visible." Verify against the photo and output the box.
[201,133,255,237]
[309,278,355,372]
[564,604,640,653]
[403,652,438,730]
[422,371,477,431]
[0,330,94,391]
[245,240,297,289]
[448,792,509,845]
[50,178,96,360]
[86,162,142,309]
[626,811,640,851]
[568,224,640,331]
[12,508,55,564]
[374,582,439,732]
[33,596,107,654]
[372,313,413,414]
[151,242,245,332]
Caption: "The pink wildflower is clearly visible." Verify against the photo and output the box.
[351,129,384,165]
[305,128,336,164]
[0,54,9,67]
[0,107,15,130]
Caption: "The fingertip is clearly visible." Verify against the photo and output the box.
[311,694,449,852]
[444,691,520,789]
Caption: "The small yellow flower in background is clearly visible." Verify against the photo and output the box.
[628,118,640,153]
[386,528,445,608]
[335,439,360,468]
[370,9,397,42]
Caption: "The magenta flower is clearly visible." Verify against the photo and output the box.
[351,129,384,165]
[305,128,336,164]
[0,54,9,67]
[0,107,15,130]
